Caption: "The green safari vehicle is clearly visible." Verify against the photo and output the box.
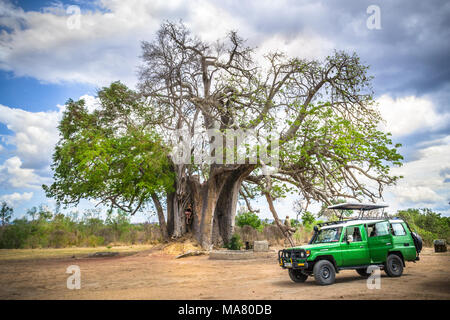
[278,203,423,285]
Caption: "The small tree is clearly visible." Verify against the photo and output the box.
[0,202,13,226]
[235,211,262,230]
[301,211,316,226]
[290,219,301,228]
[27,207,37,221]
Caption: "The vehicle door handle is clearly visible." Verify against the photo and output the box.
[386,243,391,245]
[360,246,364,248]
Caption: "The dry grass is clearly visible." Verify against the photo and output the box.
[0,244,155,261]
[161,236,202,255]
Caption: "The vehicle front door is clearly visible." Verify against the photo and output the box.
[367,221,394,263]
[341,225,370,266]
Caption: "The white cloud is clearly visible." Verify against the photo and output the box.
[0,0,244,87]
[79,94,101,113]
[0,1,159,86]
[377,94,450,137]
[385,135,450,212]
[0,0,337,88]
[0,96,99,194]
[0,103,62,169]
[0,191,33,206]
[391,186,443,204]
[256,32,334,62]
[0,156,47,188]
[0,95,99,170]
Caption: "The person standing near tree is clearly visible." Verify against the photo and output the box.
[185,204,193,225]
[284,215,296,235]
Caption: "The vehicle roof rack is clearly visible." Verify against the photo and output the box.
[327,202,388,211]
[316,216,402,228]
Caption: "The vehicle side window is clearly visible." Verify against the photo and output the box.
[345,226,362,242]
[367,224,376,237]
[374,221,390,236]
[368,221,390,237]
[391,223,406,236]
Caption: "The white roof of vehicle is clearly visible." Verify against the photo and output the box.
[327,202,388,211]
[320,219,404,229]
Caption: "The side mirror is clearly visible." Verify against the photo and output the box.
[313,225,319,232]
[346,235,353,243]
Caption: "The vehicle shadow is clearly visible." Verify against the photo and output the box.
[273,273,411,287]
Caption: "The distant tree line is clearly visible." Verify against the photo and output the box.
[0,202,162,249]
[0,202,448,249]
[235,208,450,247]
[397,208,450,246]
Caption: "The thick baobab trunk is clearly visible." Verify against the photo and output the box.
[212,165,255,246]
[165,164,253,250]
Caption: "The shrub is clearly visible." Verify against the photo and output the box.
[290,219,301,228]
[225,233,243,250]
[397,208,450,246]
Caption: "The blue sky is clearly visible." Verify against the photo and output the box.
[0,0,449,221]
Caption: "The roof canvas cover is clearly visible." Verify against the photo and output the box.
[327,202,388,211]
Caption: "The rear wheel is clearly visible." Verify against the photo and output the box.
[313,260,336,285]
[288,269,308,283]
[385,254,403,277]
[356,268,372,278]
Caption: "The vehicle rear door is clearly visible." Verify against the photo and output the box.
[391,222,416,260]
[340,225,370,266]
[367,221,394,263]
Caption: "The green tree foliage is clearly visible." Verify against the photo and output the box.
[105,209,132,242]
[301,211,316,226]
[289,219,301,228]
[0,202,13,226]
[43,82,175,216]
[235,211,263,231]
[397,208,450,246]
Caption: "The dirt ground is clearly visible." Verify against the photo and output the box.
[0,246,449,300]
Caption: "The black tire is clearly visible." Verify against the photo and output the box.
[385,254,403,277]
[288,269,308,283]
[356,268,372,278]
[412,232,423,254]
[313,260,336,285]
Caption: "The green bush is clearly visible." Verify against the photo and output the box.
[235,211,262,231]
[397,208,450,246]
[225,233,243,250]
[290,219,301,228]
[301,211,316,225]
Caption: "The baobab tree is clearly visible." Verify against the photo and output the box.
[45,22,402,249]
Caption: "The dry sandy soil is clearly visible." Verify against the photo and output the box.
[0,245,448,300]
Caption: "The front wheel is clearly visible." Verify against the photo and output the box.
[384,254,403,277]
[313,260,336,285]
[288,269,308,283]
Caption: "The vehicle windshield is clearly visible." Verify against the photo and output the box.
[312,227,342,244]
